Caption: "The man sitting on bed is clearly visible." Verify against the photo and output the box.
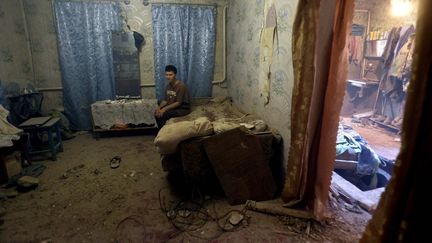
[154,65,191,128]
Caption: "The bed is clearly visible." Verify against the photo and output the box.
[154,97,283,203]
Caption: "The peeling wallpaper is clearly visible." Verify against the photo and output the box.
[227,0,298,164]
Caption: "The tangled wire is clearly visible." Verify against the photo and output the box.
[158,187,249,240]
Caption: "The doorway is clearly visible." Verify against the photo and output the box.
[333,0,417,212]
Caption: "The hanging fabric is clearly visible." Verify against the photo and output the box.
[152,4,216,100]
[133,31,145,52]
[54,1,121,130]
[259,0,277,105]
[282,0,354,220]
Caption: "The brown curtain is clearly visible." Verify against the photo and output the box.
[282,0,354,220]
[361,0,432,241]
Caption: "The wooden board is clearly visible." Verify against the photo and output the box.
[203,128,276,205]
[331,172,384,212]
[180,137,222,193]
[18,116,51,128]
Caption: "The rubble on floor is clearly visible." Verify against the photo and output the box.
[331,172,384,213]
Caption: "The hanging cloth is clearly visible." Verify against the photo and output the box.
[133,31,145,52]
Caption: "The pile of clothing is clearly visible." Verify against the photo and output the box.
[335,123,382,176]
[0,105,21,148]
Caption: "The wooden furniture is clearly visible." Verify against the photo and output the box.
[18,117,63,161]
[0,152,8,184]
[7,92,43,126]
[91,99,157,135]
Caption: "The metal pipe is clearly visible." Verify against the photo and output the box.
[212,4,227,85]
[37,87,64,91]
[20,0,36,84]
[148,1,218,7]
[140,83,155,87]
[55,0,120,2]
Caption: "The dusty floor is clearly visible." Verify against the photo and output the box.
[1,133,370,242]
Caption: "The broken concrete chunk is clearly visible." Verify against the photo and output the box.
[166,210,176,219]
[6,190,18,198]
[17,176,39,188]
[228,212,244,225]
[178,209,191,218]
[0,191,6,200]
[251,120,267,132]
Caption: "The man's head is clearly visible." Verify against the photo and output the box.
[165,65,177,83]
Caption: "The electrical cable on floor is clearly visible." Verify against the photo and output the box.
[158,186,249,241]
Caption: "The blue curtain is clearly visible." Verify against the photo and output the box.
[55,1,121,130]
[152,5,216,100]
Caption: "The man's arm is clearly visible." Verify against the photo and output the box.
[160,101,180,113]
[158,100,168,109]
[155,101,180,118]
[155,100,167,117]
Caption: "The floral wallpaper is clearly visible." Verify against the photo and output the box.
[227,0,298,164]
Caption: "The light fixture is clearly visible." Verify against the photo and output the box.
[390,0,413,17]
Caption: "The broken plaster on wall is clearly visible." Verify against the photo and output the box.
[259,0,277,105]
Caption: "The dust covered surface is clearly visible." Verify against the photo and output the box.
[0,133,370,242]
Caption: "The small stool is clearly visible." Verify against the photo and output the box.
[18,117,63,161]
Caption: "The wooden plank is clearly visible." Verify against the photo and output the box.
[203,128,276,205]
[353,110,374,119]
[361,187,385,212]
[331,172,382,212]
[334,159,357,170]
[245,200,313,219]
[41,117,60,128]
[180,137,221,193]
[369,118,400,132]
[19,116,51,127]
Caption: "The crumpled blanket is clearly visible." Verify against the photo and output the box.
[156,97,272,154]
[0,105,22,148]
[336,123,382,175]
[154,117,213,155]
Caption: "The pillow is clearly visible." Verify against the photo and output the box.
[154,117,213,155]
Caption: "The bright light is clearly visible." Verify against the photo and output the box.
[391,0,413,17]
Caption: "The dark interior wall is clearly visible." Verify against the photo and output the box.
[341,0,417,116]
[0,0,34,92]
[1,0,227,114]
[355,0,417,31]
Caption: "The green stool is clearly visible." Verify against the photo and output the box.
[19,117,63,161]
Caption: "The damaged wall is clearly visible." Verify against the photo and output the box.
[0,0,34,92]
[1,0,227,114]
[22,0,64,114]
[226,0,298,166]
[355,0,417,31]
